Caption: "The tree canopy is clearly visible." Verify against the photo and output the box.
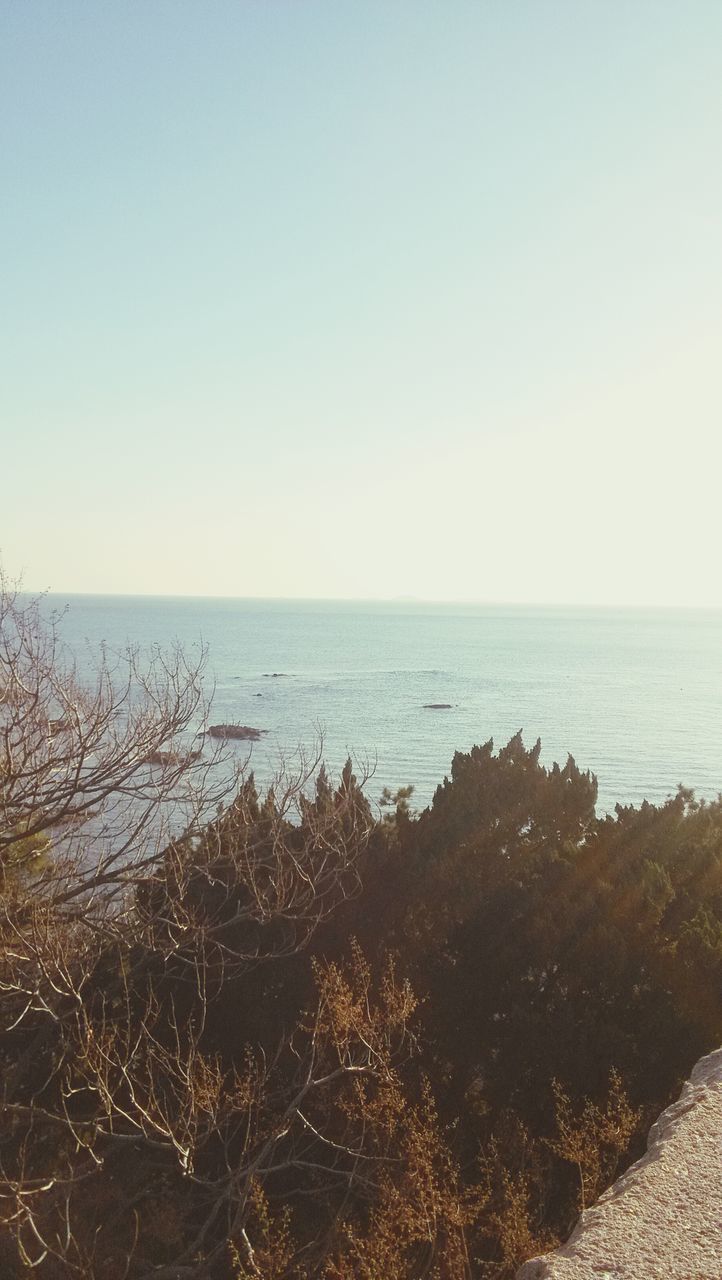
[1,585,721,1277]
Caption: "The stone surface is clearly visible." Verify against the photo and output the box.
[517,1048,722,1280]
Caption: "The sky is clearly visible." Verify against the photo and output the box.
[2,1,722,605]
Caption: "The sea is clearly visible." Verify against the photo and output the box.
[49,596,722,818]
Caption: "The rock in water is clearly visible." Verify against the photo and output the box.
[206,724,266,741]
[146,749,202,765]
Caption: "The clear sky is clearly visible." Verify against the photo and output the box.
[3,1,721,604]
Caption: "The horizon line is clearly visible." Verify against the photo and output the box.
[31,589,722,612]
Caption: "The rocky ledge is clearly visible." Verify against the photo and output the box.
[517,1047,722,1280]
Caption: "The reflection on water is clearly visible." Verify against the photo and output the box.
[48,596,722,817]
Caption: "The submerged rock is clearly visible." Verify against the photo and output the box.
[146,749,202,766]
[53,809,97,827]
[48,717,71,734]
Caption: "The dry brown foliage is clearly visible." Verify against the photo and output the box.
[0,581,402,1277]
[545,1070,641,1217]
[0,579,656,1279]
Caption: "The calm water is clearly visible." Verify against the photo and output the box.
[49,596,722,816]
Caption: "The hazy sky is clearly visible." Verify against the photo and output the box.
[3,1,721,604]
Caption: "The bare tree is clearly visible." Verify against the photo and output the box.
[0,574,229,878]
[1,944,418,1278]
[0,575,410,1278]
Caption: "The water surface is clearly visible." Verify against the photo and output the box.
[50,596,722,815]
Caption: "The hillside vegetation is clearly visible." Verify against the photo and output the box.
[2,586,721,1278]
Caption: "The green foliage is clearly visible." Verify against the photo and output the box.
[3,723,722,1277]
[319,734,722,1265]
[679,906,722,968]
[0,769,52,895]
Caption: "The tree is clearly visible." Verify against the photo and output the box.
[0,574,225,881]
[6,575,720,1277]
[0,577,409,1277]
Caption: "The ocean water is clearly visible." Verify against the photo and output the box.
[49,596,722,817]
